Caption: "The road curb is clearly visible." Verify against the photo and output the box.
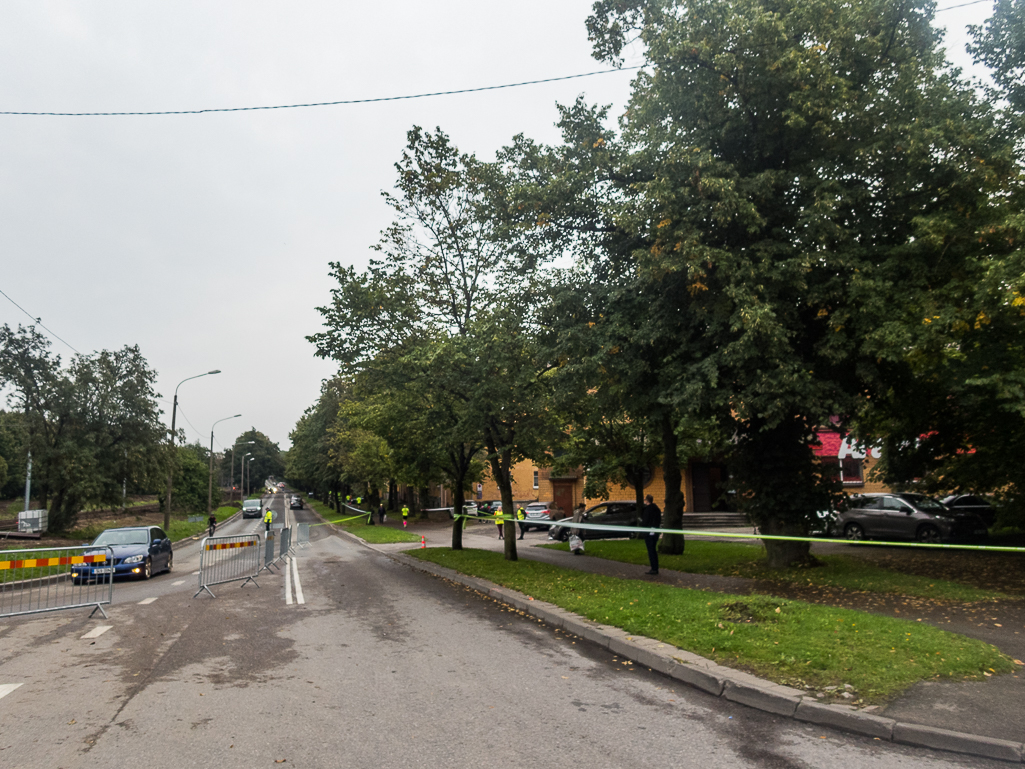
[387,551,1025,764]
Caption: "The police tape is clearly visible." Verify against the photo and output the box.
[310,513,371,528]
[452,513,1025,553]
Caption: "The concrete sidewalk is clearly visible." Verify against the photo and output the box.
[370,520,1024,762]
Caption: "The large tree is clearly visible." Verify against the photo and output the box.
[0,324,166,531]
[584,0,1020,565]
[310,127,555,556]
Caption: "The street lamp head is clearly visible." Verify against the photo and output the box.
[208,369,222,375]
[232,413,241,418]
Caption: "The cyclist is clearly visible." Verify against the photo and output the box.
[208,512,217,538]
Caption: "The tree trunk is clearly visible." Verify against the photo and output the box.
[388,479,397,511]
[487,446,518,561]
[659,411,686,555]
[760,516,817,567]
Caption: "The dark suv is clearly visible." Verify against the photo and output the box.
[548,501,640,542]
[837,493,988,543]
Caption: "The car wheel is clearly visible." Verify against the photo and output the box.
[142,558,152,580]
[843,522,865,541]
[166,551,173,573]
[916,525,941,544]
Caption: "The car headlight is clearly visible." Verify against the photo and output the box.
[123,554,145,564]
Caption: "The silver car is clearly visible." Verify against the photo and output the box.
[837,493,988,543]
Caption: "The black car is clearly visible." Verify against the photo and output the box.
[940,494,996,527]
[548,501,640,542]
[289,495,304,510]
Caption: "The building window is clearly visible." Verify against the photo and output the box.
[533,470,539,489]
[821,457,864,486]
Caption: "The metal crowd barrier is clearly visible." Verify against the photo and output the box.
[1,544,114,619]
[260,532,279,574]
[278,527,292,560]
[297,523,310,548]
[194,534,261,598]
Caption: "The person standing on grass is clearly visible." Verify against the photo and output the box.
[641,494,661,575]
[378,502,386,524]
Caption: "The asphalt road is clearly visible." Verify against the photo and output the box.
[0,495,1008,768]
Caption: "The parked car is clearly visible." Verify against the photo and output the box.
[242,499,262,518]
[939,494,996,527]
[71,526,173,582]
[521,502,552,531]
[548,501,640,542]
[837,493,989,543]
[289,495,304,510]
[449,502,479,519]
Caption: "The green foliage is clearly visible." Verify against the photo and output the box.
[969,0,1025,116]
[0,325,166,531]
[411,548,1014,702]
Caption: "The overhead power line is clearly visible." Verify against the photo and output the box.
[0,67,643,117]
[936,0,989,10]
[0,286,81,354]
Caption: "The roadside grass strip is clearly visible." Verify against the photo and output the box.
[543,540,1005,601]
[411,548,1016,703]
[306,499,421,544]
[65,505,240,543]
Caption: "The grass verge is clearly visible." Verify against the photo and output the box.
[410,547,1017,703]
[307,499,421,544]
[542,539,1005,601]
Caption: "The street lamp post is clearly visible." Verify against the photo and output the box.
[208,414,241,514]
[164,370,221,530]
[242,452,253,500]
[229,440,255,503]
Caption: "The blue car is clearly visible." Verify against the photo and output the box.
[71,526,173,583]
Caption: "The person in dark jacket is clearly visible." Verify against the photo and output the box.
[640,494,661,575]
[378,502,386,524]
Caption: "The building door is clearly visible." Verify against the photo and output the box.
[551,481,574,517]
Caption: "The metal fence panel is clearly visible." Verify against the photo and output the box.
[259,533,279,574]
[278,527,291,560]
[194,534,260,598]
[1,544,114,619]
[297,523,310,548]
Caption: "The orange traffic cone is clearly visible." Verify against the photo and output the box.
[420,535,426,549]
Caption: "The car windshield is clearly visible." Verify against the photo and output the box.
[526,504,547,511]
[899,494,948,512]
[93,529,149,546]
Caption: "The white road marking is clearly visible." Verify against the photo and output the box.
[191,570,200,575]
[292,555,305,605]
[172,579,186,586]
[284,555,293,606]
[0,683,23,701]
[80,626,112,640]
[138,597,158,605]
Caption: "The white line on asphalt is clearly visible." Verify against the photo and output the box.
[191,570,200,575]
[80,626,112,640]
[172,579,186,586]
[284,555,293,606]
[292,555,305,605]
[138,597,158,605]
[0,683,23,701]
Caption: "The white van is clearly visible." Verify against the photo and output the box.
[242,499,262,519]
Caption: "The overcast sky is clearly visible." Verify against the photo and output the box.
[0,1,995,453]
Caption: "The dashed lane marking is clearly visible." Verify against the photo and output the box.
[0,683,23,701]
[138,597,158,605]
[172,579,186,586]
[80,626,112,640]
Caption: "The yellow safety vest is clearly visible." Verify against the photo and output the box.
[517,508,525,521]
[263,511,272,524]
